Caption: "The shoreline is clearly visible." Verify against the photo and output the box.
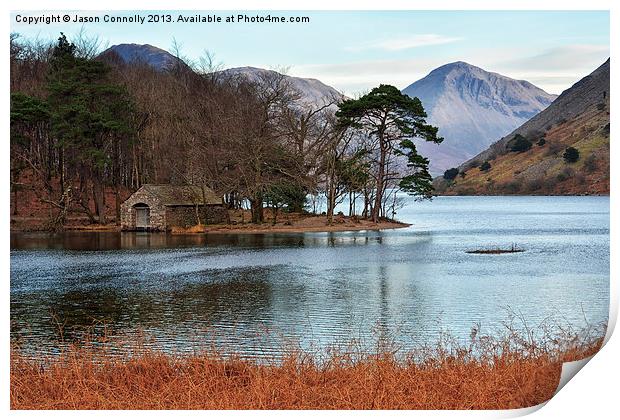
[434,192,610,197]
[199,220,410,235]
[10,216,411,234]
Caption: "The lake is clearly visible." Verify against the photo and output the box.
[10,196,610,357]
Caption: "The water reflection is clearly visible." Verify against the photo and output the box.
[10,230,399,251]
[10,196,610,356]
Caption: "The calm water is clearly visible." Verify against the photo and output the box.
[10,196,609,356]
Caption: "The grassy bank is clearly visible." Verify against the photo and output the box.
[11,323,604,410]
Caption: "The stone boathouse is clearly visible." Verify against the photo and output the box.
[121,184,226,231]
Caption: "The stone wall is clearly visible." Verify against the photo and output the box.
[165,205,227,228]
[121,186,227,230]
[120,188,167,231]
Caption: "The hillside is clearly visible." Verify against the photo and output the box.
[220,66,346,107]
[435,59,610,196]
[402,62,556,174]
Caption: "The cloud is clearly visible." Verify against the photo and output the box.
[489,44,609,94]
[345,34,463,52]
[292,57,443,97]
[499,44,609,72]
[294,43,609,96]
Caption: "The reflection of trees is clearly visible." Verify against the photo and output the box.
[363,257,433,350]
[11,229,441,355]
[11,232,123,250]
[11,267,274,347]
[377,265,389,345]
[12,287,137,344]
[12,231,399,252]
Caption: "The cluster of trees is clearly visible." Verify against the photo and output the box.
[479,161,491,172]
[11,33,135,226]
[443,167,459,181]
[508,134,533,153]
[563,147,580,163]
[10,33,441,228]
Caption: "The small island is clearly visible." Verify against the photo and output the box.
[466,244,525,254]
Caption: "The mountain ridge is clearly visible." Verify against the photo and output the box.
[100,44,345,108]
[434,59,610,196]
[219,66,346,107]
[402,61,557,174]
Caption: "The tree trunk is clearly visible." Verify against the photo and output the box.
[194,204,201,225]
[272,205,278,225]
[349,192,353,217]
[326,182,336,225]
[115,187,121,225]
[372,142,387,223]
[79,173,97,223]
[93,180,106,224]
[326,152,337,225]
[58,146,64,196]
[250,194,264,224]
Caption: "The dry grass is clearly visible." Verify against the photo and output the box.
[10,321,604,410]
[439,99,610,196]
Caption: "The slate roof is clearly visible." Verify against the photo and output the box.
[141,184,222,206]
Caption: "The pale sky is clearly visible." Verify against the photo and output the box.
[11,10,610,96]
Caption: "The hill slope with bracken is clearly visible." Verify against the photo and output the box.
[402,61,557,175]
[434,59,610,196]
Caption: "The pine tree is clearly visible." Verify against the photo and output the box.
[47,33,136,224]
[336,85,442,221]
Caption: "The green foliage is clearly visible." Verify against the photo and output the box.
[563,147,580,163]
[11,93,49,124]
[336,85,443,145]
[479,161,491,172]
[396,139,434,200]
[508,134,532,153]
[10,93,49,146]
[443,167,459,181]
[336,85,442,203]
[537,138,546,146]
[47,33,136,172]
[264,181,307,212]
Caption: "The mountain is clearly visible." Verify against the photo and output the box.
[402,61,557,174]
[219,66,346,108]
[100,43,190,72]
[435,59,610,196]
[100,45,345,108]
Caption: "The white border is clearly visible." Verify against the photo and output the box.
[2,1,616,418]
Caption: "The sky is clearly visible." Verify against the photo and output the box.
[10,10,610,96]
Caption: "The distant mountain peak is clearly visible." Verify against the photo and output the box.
[436,60,475,70]
[436,59,610,196]
[100,43,188,72]
[402,62,557,174]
